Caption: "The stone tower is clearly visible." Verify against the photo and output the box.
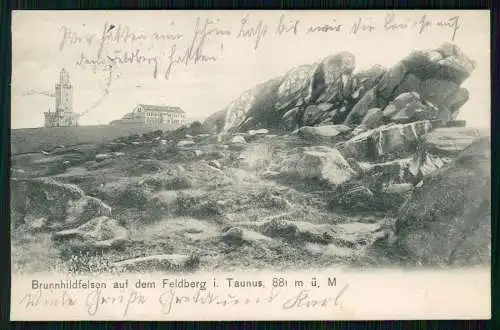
[44,68,79,127]
[55,68,73,112]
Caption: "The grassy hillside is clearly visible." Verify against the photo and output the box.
[11,124,178,155]
[11,131,393,274]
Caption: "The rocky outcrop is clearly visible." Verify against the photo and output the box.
[53,216,129,250]
[381,92,439,123]
[423,126,486,157]
[275,64,317,112]
[393,137,490,266]
[211,43,475,134]
[11,177,112,230]
[302,103,335,126]
[360,108,383,129]
[279,146,356,186]
[258,217,388,248]
[223,78,282,133]
[340,120,435,161]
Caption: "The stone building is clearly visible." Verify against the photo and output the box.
[44,69,79,127]
[111,104,186,128]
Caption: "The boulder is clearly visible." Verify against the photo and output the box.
[351,65,387,98]
[222,90,258,132]
[382,183,413,195]
[230,135,247,144]
[447,88,470,119]
[335,183,375,210]
[259,219,336,245]
[311,52,355,103]
[248,128,269,136]
[298,125,351,139]
[52,216,128,250]
[65,196,113,226]
[401,50,442,81]
[394,137,490,266]
[418,79,460,117]
[316,105,351,125]
[392,73,421,97]
[435,43,477,84]
[95,153,113,162]
[402,44,476,85]
[382,92,422,119]
[344,88,378,126]
[111,254,200,272]
[275,64,317,111]
[258,217,387,248]
[317,52,356,85]
[423,126,485,157]
[11,177,111,229]
[358,153,447,187]
[208,160,223,170]
[360,108,383,129]
[315,76,350,105]
[221,227,273,245]
[332,222,391,248]
[358,158,414,184]
[408,150,450,180]
[340,120,434,161]
[392,102,439,124]
[351,124,369,136]
[280,146,356,186]
[374,62,408,102]
[302,103,334,126]
[222,77,282,133]
[281,107,302,131]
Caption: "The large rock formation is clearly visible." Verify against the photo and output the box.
[210,43,475,135]
[393,137,490,266]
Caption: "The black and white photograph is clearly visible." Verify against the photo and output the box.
[10,10,491,320]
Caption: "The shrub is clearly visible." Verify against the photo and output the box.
[116,186,150,210]
[142,174,193,191]
[153,145,180,160]
[51,251,113,275]
[45,162,67,175]
[127,160,162,175]
[142,130,163,140]
[175,192,225,218]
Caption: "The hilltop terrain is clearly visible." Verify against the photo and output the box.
[11,43,490,274]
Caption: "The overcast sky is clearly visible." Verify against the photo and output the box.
[11,10,490,129]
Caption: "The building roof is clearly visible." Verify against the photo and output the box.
[137,104,185,114]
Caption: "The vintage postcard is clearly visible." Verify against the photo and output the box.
[10,10,490,320]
